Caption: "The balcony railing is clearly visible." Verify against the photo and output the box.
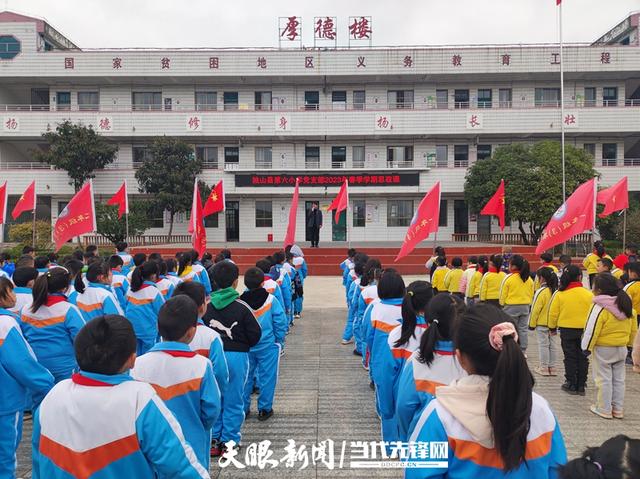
[386,161,414,168]
[255,160,272,169]
[82,234,192,247]
[305,160,320,169]
[331,161,346,169]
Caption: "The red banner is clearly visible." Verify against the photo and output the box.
[327,180,348,223]
[395,182,441,262]
[189,178,207,256]
[597,176,628,218]
[203,180,225,217]
[480,179,506,231]
[107,181,128,219]
[283,178,300,248]
[12,180,36,220]
[0,182,7,225]
[53,181,96,251]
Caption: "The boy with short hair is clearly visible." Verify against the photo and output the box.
[444,257,464,297]
[190,250,213,296]
[127,253,147,282]
[34,256,50,276]
[559,254,572,276]
[459,256,478,304]
[271,251,293,324]
[431,256,450,294]
[535,252,560,288]
[132,297,220,469]
[10,266,38,314]
[255,258,286,311]
[32,315,210,478]
[108,255,130,310]
[116,241,133,275]
[597,257,623,279]
[340,248,357,287]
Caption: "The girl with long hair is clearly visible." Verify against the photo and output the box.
[72,261,123,322]
[499,254,534,354]
[529,267,559,376]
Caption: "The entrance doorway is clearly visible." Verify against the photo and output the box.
[477,215,492,241]
[454,200,469,235]
[225,201,239,242]
[332,210,346,241]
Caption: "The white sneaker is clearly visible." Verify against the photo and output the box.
[341,339,354,345]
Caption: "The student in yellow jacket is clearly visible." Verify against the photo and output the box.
[467,256,488,306]
[583,241,612,288]
[430,256,450,294]
[529,267,559,376]
[499,255,535,354]
[548,265,594,396]
[581,273,638,419]
[534,253,559,289]
[623,263,640,320]
[479,254,506,306]
[443,257,464,298]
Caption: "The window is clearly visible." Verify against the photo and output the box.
[603,87,618,107]
[255,147,272,168]
[56,92,71,111]
[78,91,99,111]
[224,147,239,168]
[305,146,320,168]
[534,88,560,107]
[223,92,238,110]
[498,88,512,108]
[435,145,448,167]
[145,203,164,228]
[353,90,366,110]
[254,91,272,110]
[388,90,414,109]
[331,146,346,168]
[439,200,448,227]
[454,145,469,167]
[477,89,492,108]
[352,146,365,168]
[195,92,217,111]
[304,91,319,110]
[57,201,69,215]
[204,213,219,228]
[132,146,152,168]
[387,146,413,167]
[436,89,448,109]
[255,201,273,227]
[0,35,21,60]
[195,146,218,169]
[387,200,413,227]
[353,200,366,227]
[584,87,596,107]
[132,92,162,111]
[477,144,492,161]
[602,143,617,166]
[332,91,347,110]
[454,89,469,109]
[583,143,596,158]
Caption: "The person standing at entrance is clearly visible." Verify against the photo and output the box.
[307,203,323,248]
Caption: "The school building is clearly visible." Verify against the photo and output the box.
[0,10,639,244]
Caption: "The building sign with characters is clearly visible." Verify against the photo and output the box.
[235,173,419,188]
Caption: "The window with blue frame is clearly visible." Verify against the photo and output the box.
[0,36,20,60]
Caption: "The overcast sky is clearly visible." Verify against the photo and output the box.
[4,0,639,48]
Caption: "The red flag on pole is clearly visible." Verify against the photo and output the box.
[327,180,349,223]
[203,180,225,217]
[596,176,628,218]
[188,178,207,256]
[556,0,561,5]
[535,178,597,254]
[283,178,300,248]
[53,181,97,251]
[0,182,7,225]
[11,180,36,220]
[480,179,506,231]
[107,180,129,219]
[395,182,441,262]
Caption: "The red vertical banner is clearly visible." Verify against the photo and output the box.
[189,178,207,256]
[284,177,300,247]
[0,182,7,225]
[395,182,441,262]
[107,180,129,219]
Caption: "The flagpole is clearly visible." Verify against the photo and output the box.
[32,182,37,250]
[623,209,627,252]
[559,0,567,254]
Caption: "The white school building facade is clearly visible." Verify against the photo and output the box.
[0,10,639,244]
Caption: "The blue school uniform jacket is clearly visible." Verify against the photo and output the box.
[249,293,287,349]
[117,252,134,276]
[340,258,353,287]
[293,257,308,282]
[111,270,130,310]
[154,277,176,299]
[32,370,210,479]
[0,309,54,415]
[192,262,212,295]
[132,342,221,469]
[20,295,86,382]
[189,319,229,395]
[263,277,285,312]
[274,265,293,314]
[366,298,404,386]
[125,281,165,345]
[72,282,123,322]
[10,286,33,316]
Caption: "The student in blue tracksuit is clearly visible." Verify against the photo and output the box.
[10,266,38,315]
[34,255,51,276]
[125,261,165,355]
[340,248,357,288]
[350,259,382,353]
[256,259,285,312]
[72,261,124,322]
[32,314,210,479]
[0,277,54,479]
[271,251,293,323]
[19,267,86,383]
[240,268,287,420]
[345,252,369,304]
[406,304,567,478]
[190,250,213,296]
[288,245,308,318]
[133,296,221,469]
[62,259,84,305]
[115,241,134,276]
[109,255,130,310]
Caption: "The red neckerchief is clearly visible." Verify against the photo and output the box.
[72,373,114,387]
[542,263,554,268]
[162,350,197,358]
[489,267,499,273]
[565,281,583,291]
[45,295,67,307]
[478,267,485,274]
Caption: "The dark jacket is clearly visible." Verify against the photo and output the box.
[307,208,323,228]
[202,299,262,353]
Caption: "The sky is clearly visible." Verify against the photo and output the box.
[3,0,639,49]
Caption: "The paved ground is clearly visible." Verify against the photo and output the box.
[16,276,640,478]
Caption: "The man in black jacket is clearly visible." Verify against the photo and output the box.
[203,260,261,455]
[307,202,323,248]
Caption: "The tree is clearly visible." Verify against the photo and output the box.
[464,141,597,244]
[33,120,118,192]
[95,201,151,244]
[8,220,52,250]
[135,137,202,238]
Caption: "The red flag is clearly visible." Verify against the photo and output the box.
[107,180,128,219]
[0,182,7,225]
[556,0,561,5]
[189,178,207,256]
[395,182,441,262]
[283,178,300,248]
[327,180,348,223]
[203,180,225,217]
[597,177,628,218]
[535,178,597,254]
[480,179,506,231]
[12,180,36,220]
[53,181,97,251]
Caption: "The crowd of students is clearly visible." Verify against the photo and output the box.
[0,242,307,478]
[340,241,640,478]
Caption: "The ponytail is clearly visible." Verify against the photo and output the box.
[74,271,86,294]
[536,267,558,293]
[559,264,581,291]
[510,255,530,282]
[177,252,191,276]
[130,261,159,292]
[396,281,433,348]
[593,273,633,318]
[31,267,71,312]
[84,261,110,287]
[418,293,457,365]
[361,258,382,288]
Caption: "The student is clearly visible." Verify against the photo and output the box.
[534,252,559,289]
[34,255,51,276]
[430,256,449,294]
[32,315,211,479]
[581,273,637,419]
[583,240,612,288]
[109,254,130,310]
[19,268,85,382]
[425,246,446,279]
[22,246,35,258]
[559,434,640,479]
[72,261,123,322]
[347,258,381,350]
[10,266,38,315]
[479,254,506,305]
[132,296,221,468]
[0,251,15,278]
[365,269,405,445]
[177,252,203,284]
[220,249,234,264]
[444,257,464,297]
[501,245,513,273]
[597,257,623,280]
[15,254,35,269]
[559,254,572,275]
[271,251,293,323]
[115,241,134,275]
[47,253,59,268]
[345,252,368,304]
[0,255,11,280]
[289,245,308,318]
[240,267,287,420]
[190,250,213,296]
[63,259,84,304]
[125,261,165,355]
[407,305,567,477]
[340,248,357,288]
[396,293,466,441]
[85,244,99,259]
[548,265,594,396]
[499,254,534,354]
[127,252,147,282]
[202,261,261,456]
[344,259,367,354]
[256,259,286,311]
[201,252,214,270]
[154,260,177,299]
[529,267,559,376]
[0,277,54,479]
[458,256,477,301]
[613,244,638,270]
[284,251,303,325]
[165,258,183,287]
[468,255,488,306]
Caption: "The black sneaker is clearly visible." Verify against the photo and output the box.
[561,382,578,395]
[245,410,251,419]
[258,409,274,421]
[577,387,586,396]
[210,439,224,457]
[369,381,375,391]
[252,385,260,395]
[353,349,362,357]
